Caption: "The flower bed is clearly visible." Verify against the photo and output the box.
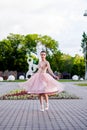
[0,89,79,100]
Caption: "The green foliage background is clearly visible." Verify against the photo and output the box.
[0,33,85,78]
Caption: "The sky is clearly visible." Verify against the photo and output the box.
[0,0,87,56]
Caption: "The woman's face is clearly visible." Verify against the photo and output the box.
[40,52,46,60]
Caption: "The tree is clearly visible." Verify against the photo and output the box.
[24,34,38,53]
[46,50,62,72]
[0,33,84,78]
[81,32,87,52]
[71,54,85,77]
[0,33,59,72]
[81,32,87,79]
[39,35,58,53]
[59,54,73,74]
[0,33,28,72]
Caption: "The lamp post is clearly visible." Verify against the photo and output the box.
[83,10,87,16]
[83,10,87,79]
[84,46,87,80]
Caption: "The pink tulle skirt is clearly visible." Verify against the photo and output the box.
[19,72,64,94]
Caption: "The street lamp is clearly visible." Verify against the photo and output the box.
[84,46,87,80]
[83,10,87,79]
[83,10,87,16]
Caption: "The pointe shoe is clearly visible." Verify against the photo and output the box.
[45,103,49,110]
[40,105,44,111]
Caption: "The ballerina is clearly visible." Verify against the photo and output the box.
[19,51,64,111]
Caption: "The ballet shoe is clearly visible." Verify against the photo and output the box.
[45,103,49,110]
[40,105,44,111]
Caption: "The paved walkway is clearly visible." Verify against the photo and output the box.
[64,82,87,99]
[0,81,87,130]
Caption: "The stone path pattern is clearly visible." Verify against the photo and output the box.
[0,81,87,130]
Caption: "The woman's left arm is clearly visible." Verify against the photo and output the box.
[47,61,59,80]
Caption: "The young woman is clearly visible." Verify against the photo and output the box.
[19,51,64,111]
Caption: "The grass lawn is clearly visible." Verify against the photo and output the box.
[0,79,84,82]
[59,79,82,82]
[1,79,27,82]
[75,83,87,86]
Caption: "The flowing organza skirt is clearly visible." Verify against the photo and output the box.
[19,72,64,94]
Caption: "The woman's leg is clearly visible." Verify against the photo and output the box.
[44,94,49,110]
[44,94,48,104]
[39,94,44,111]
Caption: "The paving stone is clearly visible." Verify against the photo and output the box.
[0,82,87,130]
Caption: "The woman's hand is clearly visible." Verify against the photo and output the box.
[54,75,59,80]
